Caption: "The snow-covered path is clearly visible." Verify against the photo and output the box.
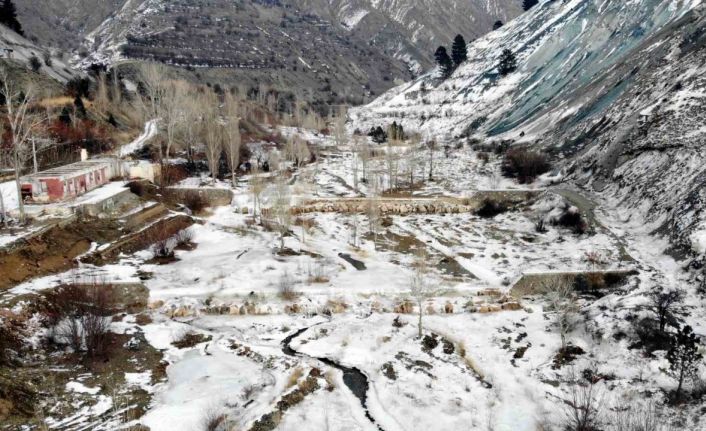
[118,120,158,157]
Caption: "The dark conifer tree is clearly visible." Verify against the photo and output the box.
[0,0,23,36]
[59,106,71,124]
[434,46,453,78]
[522,0,539,11]
[498,49,518,76]
[667,325,703,400]
[451,35,468,68]
[493,20,504,30]
[73,95,87,119]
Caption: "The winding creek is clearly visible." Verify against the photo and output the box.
[281,326,384,431]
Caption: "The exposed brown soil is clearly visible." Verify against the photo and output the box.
[0,220,124,291]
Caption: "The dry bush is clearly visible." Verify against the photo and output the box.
[286,367,304,389]
[308,260,329,283]
[182,191,208,213]
[162,163,189,187]
[563,369,603,431]
[174,228,194,249]
[611,400,671,431]
[278,271,298,301]
[42,281,116,358]
[152,238,173,258]
[553,208,587,235]
[172,330,211,349]
[201,407,227,431]
[475,199,508,218]
[0,316,23,367]
[501,148,550,184]
[127,181,146,197]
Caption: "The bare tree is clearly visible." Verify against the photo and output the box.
[332,105,348,147]
[544,276,578,352]
[200,92,223,182]
[410,250,430,338]
[223,93,242,186]
[407,134,420,189]
[366,176,381,250]
[249,164,265,222]
[0,66,46,223]
[426,139,437,181]
[647,288,685,334]
[271,171,292,251]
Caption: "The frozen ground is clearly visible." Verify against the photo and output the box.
[3,128,705,430]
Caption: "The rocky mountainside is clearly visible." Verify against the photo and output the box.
[350,0,706,254]
[14,0,127,52]
[292,0,524,73]
[14,0,522,105]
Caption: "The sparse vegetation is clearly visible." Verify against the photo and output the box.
[41,280,116,359]
[476,199,508,218]
[501,148,550,183]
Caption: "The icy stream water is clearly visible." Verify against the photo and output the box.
[282,326,384,431]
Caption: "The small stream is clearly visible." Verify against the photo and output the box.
[282,327,384,431]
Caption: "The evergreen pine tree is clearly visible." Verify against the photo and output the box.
[522,0,539,11]
[666,325,703,400]
[434,46,453,79]
[498,49,518,76]
[493,20,504,30]
[73,95,87,119]
[451,35,468,68]
[58,106,71,124]
[0,0,23,36]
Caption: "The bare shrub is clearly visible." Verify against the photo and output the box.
[201,407,227,431]
[172,329,211,349]
[183,191,208,213]
[611,400,671,431]
[475,198,508,218]
[563,369,603,431]
[501,148,550,183]
[0,316,23,367]
[127,181,146,197]
[553,208,587,235]
[278,271,298,301]
[174,228,194,248]
[152,238,173,258]
[42,281,116,358]
[286,367,304,389]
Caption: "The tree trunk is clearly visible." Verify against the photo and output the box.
[32,138,38,173]
[0,187,5,226]
[14,152,24,223]
[677,364,685,399]
[418,301,423,338]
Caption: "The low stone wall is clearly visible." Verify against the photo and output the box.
[121,203,168,231]
[511,269,638,297]
[290,190,542,216]
[78,188,138,217]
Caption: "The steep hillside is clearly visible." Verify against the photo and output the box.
[78,0,414,105]
[294,0,524,73]
[0,25,80,83]
[15,0,128,52]
[351,0,706,254]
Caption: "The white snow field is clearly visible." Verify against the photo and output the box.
[4,126,704,431]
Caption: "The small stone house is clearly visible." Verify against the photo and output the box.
[20,158,119,203]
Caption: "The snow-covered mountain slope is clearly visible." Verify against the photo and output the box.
[295,0,524,73]
[351,0,706,254]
